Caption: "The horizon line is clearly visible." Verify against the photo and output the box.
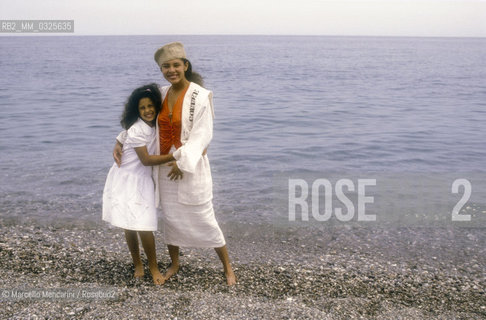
[1,33,485,39]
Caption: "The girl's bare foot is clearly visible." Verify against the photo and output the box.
[163,264,179,281]
[225,270,237,286]
[134,264,144,278]
[150,267,165,285]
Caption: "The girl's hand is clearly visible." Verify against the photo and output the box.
[167,161,183,181]
[113,141,123,167]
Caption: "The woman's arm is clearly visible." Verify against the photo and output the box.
[172,94,213,173]
[113,130,127,167]
[113,140,123,167]
[134,146,175,166]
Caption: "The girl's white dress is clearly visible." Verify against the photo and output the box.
[102,118,157,231]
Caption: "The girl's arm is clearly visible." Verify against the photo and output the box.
[135,146,175,166]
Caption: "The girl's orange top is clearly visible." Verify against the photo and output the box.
[158,86,189,155]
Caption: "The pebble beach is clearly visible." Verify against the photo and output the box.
[0,216,484,319]
[2,35,486,319]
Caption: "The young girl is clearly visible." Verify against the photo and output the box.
[103,83,175,285]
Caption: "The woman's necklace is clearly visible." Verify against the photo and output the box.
[168,87,176,122]
[168,83,188,122]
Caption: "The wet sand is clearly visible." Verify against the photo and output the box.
[0,216,485,319]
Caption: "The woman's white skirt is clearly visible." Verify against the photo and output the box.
[158,164,225,248]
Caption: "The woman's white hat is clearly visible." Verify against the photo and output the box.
[154,42,187,67]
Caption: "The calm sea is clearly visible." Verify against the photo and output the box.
[1,35,485,224]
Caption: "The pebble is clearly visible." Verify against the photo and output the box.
[0,221,484,319]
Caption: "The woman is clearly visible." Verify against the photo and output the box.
[114,42,236,285]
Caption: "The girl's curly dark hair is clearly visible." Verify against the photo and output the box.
[120,83,162,129]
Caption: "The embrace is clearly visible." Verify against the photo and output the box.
[102,42,236,286]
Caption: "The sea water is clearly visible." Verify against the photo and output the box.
[1,35,485,224]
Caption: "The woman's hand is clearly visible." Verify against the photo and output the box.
[167,161,184,181]
[113,141,123,167]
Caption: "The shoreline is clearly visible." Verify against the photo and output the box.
[0,217,485,319]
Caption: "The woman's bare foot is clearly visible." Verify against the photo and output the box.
[134,264,144,278]
[163,264,179,281]
[225,270,237,286]
[150,267,165,285]
[214,245,236,286]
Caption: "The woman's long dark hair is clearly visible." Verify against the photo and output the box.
[120,83,162,129]
[182,58,204,87]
